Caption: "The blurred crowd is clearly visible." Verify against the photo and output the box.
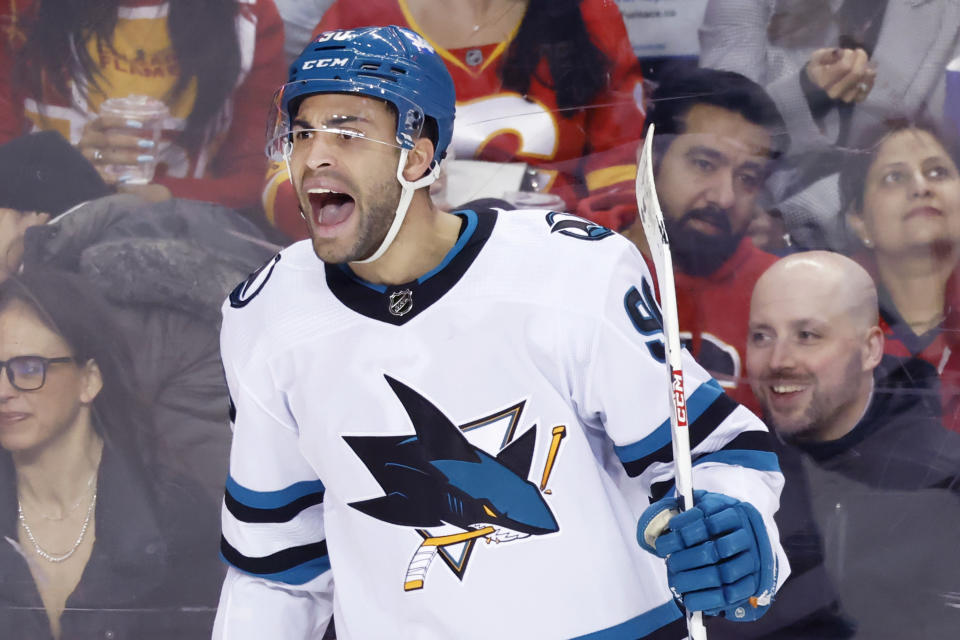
[0,1,959,638]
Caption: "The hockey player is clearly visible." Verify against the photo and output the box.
[214,26,788,639]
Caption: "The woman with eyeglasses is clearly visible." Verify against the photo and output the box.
[0,269,222,639]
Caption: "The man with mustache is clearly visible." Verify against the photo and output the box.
[745,250,960,639]
[623,67,787,409]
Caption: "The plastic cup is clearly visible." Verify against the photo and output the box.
[98,95,169,185]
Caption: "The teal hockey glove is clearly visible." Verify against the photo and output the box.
[637,490,777,621]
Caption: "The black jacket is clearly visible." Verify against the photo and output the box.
[22,195,277,503]
[0,446,224,640]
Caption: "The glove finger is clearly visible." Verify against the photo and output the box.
[668,508,709,547]
[714,527,754,559]
[670,564,723,593]
[705,506,745,536]
[695,492,737,517]
[666,541,719,572]
[655,529,685,557]
[681,587,727,613]
[722,574,760,604]
[718,551,758,584]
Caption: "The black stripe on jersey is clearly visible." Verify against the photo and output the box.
[714,429,776,457]
[622,393,739,477]
[325,209,497,326]
[225,486,325,523]
[644,616,687,639]
[220,536,328,576]
[649,429,777,500]
[650,478,675,502]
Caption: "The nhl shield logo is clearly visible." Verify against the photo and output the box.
[388,289,414,317]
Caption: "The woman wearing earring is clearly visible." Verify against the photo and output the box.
[840,118,960,431]
[0,269,222,639]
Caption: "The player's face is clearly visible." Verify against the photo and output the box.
[853,129,960,257]
[289,93,403,264]
[746,275,869,441]
[0,300,101,455]
[655,104,772,276]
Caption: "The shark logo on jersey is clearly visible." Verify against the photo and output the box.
[545,211,613,241]
[344,375,564,591]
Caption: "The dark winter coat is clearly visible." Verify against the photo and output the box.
[21,195,277,502]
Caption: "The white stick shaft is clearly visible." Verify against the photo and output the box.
[635,126,706,640]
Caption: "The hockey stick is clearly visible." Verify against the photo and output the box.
[635,124,707,640]
[403,526,495,591]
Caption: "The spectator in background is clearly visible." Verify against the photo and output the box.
[264,0,645,239]
[0,131,277,503]
[0,269,223,639]
[621,67,787,409]
[699,0,960,250]
[746,251,960,639]
[273,0,335,64]
[0,0,285,212]
[840,119,960,431]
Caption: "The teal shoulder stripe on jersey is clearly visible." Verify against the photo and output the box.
[572,600,682,639]
[219,551,331,586]
[614,378,725,464]
[226,475,326,510]
[693,449,782,473]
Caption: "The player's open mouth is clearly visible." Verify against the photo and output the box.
[308,188,356,228]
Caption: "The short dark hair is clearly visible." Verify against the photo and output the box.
[648,66,789,159]
[838,117,957,215]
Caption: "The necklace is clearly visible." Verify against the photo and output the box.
[466,0,522,39]
[18,486,97,563]
[20,470,97,522]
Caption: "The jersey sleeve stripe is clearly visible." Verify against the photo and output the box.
[226,475,325,510]
[569,599,682,639]
[614,379,724,465]
[691,449,781,473]
[711,429,777,457]
[649,452,782,501]
[686,393,740,452]
[225,486,325,523]
[618,382,736,478]
[220,536,330,585]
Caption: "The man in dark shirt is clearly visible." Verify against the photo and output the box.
[745,250,960,639]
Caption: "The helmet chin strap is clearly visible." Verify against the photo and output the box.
[353,148,439,264]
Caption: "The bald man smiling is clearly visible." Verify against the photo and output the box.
[742,251,960,639]
[747,251,883,443]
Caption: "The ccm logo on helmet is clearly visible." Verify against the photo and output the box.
[302,58,349,70]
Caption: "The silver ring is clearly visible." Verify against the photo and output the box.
[856,81,869,93]
[92,149,103,162]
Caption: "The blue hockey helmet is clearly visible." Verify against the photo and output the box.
[267,25,456,169]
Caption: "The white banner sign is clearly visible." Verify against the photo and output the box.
[615,0,709,59]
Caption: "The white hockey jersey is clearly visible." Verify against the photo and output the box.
[214,209,789,640]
